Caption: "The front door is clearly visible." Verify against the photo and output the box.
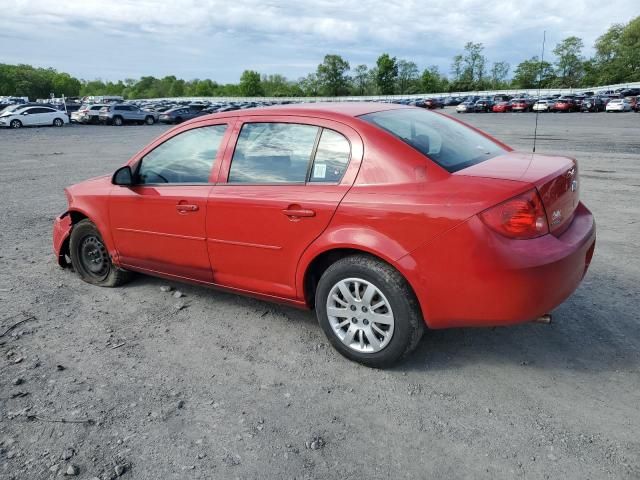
[110,124,229,282]
[206,117,362,299]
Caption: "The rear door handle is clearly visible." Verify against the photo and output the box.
[176,204,199,213]
[282,208,315,218]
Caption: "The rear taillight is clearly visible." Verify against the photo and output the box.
[480,189,549,239]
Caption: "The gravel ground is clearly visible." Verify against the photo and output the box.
[0,110,639,480]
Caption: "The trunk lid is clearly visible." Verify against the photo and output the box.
[456,151,579,235]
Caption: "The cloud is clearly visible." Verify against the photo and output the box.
[0,0,637,81]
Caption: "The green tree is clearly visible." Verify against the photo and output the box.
[375,53,398,95]
[299,73,321,96]
[169,79,185,97]
[239,70,263,96]
[352,64,369,95]
[589,17,640,84]
[261,74,292,96]
[462,42,487,87]
[450,54,463,81]
[316,54,350,96]
[512,56,555,88]
[489,61,510,88]
[194,79,217,96]
[397,60,419,94]
[553,36,584,87]
[420,66,447,93]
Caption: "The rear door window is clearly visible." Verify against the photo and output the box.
[228,123,319,183]
[309,129,351,183]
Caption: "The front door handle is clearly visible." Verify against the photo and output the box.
[282,208,315,218]
[176,204,199,213]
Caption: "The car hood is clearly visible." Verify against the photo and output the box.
[65,174,112,198]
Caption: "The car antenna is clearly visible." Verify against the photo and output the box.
[533,30,546,154]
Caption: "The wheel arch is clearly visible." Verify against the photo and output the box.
[57,206,118,266]
[55,209,89,267]
[299,246,427,327]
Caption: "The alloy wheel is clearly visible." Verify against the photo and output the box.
[325,277,395,353]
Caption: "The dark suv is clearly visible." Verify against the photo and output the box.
[474,99,494,112]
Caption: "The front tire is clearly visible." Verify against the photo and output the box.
[145,116,155,125]
[69,219,132,287]
[10,119,22,128]
[53,118,64,127]
[315,255,424,368]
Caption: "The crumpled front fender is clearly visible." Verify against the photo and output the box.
[53,212,72,267]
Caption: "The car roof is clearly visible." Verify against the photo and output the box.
[200,102,403,121]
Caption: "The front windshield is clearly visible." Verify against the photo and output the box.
[360,108,507,173]
[0,104,25,115]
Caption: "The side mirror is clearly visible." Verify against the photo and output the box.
[22,111,29,115]
[112,165,134,186]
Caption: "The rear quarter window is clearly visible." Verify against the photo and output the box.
[360,109,506,173]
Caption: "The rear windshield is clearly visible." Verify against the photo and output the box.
[360,108,506,173]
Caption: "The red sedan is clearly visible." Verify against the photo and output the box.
[492,101,512,112]
[53,103,595,367]
[552,98,578,112]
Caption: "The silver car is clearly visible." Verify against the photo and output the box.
[456,101,475,113]
[98,104,158,126]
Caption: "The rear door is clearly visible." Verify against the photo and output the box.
[206,116,363,299]
[110,122,232,282]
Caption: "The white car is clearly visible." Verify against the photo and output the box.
[456,102,474,113]
[71,104,107,124]
[605,99,631,112]
[0,105,69,128]
[532,100,552,112]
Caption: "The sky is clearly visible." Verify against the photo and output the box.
[0,0,637,83]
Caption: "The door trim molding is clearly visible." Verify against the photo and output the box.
[115,227,205,241]
[207,237,282,250]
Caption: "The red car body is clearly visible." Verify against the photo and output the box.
[53,103,595,331]
[511,99,532,112]
[492,101,512,113]
[552,99,578,112]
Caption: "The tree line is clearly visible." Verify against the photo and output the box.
[1,16,638,100]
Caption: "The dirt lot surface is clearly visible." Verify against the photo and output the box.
[1,110,639,479]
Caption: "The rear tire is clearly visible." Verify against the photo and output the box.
[69,219,132,287]
[145,116,155,125]
[113,116,123,126]
[315,255,424,368]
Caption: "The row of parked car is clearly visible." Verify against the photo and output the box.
[0,98,296,128]
[452,92,640,114]
[2,87,639,129]
[68,99,295,126]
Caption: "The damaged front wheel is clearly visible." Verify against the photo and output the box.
[69,219,132,287]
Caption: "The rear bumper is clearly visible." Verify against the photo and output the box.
[53,212,72,267]
[399,202,596,329]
